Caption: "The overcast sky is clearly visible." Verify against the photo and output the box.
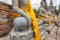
[30,0,60,9]
[0,0,60,9]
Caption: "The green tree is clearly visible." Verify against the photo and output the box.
[54,4,60,15]
[33,8,38,14]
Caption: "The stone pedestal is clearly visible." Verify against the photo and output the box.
[9,28,33,40]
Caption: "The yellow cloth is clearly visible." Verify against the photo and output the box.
[23,0,41,40]
[11,13,21,19]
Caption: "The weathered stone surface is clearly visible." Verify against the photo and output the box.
[57,27,60,40]
[0,23,58,40]
[9,28,33,40]
[44,25,58,40]
[0,34,10,40]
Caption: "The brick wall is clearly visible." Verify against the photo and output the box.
[0,1,13,37]
[0,1,12,10]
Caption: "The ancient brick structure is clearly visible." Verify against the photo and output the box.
[0,1,13,37]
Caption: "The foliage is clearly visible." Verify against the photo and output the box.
[33,8,38,14]
[54,4,60,15]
